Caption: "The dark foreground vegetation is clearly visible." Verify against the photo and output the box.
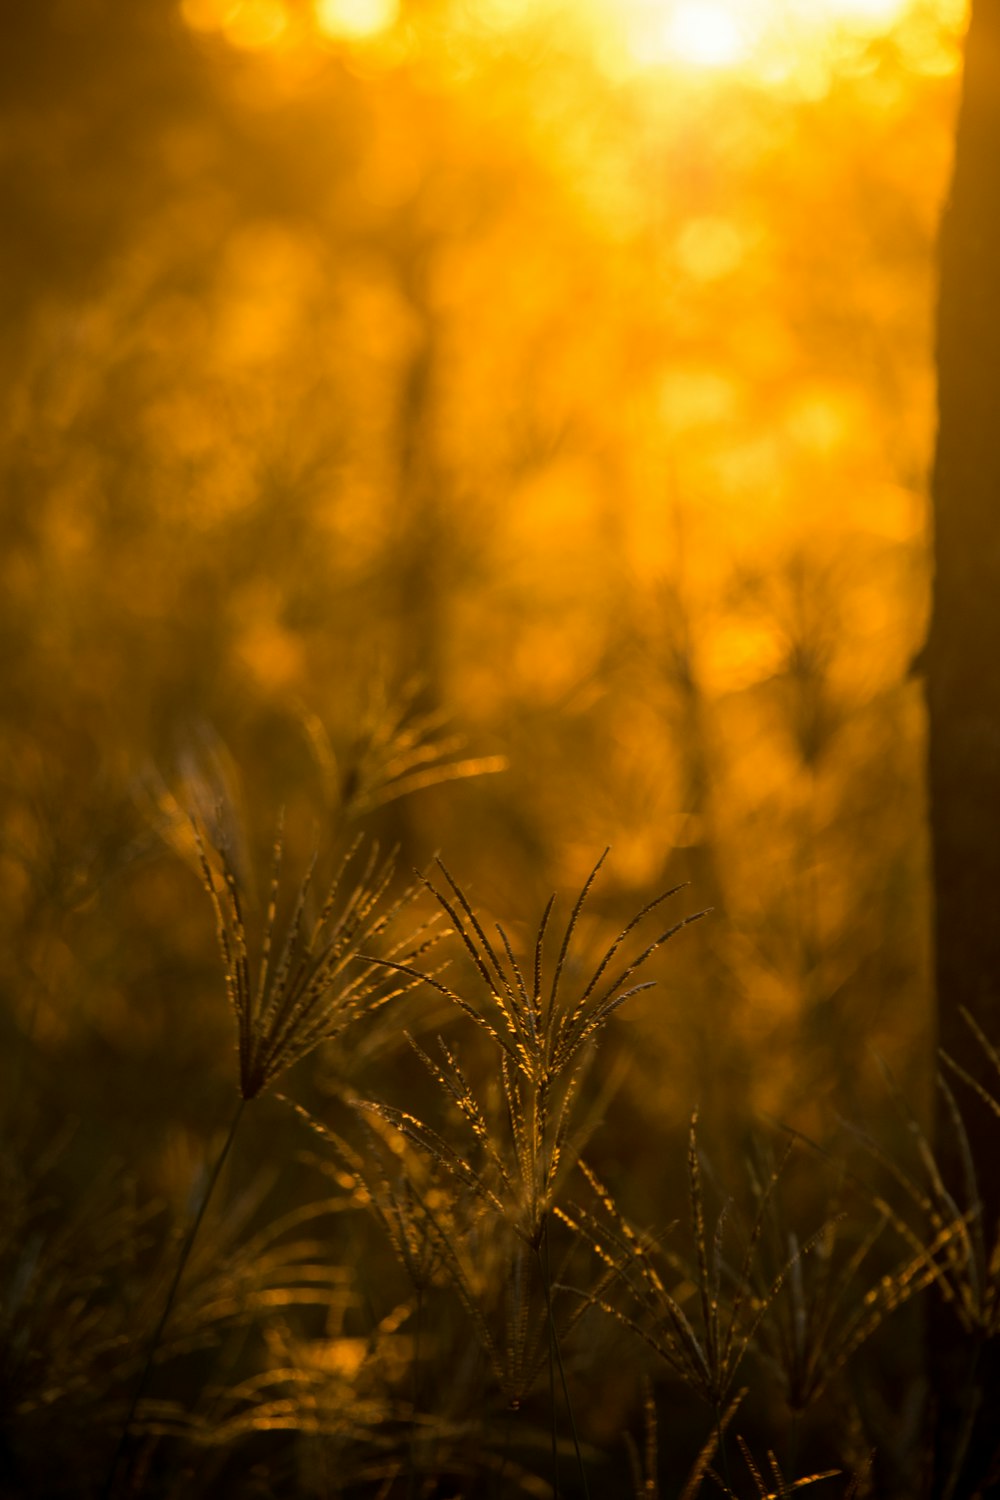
[2,735,997,1498]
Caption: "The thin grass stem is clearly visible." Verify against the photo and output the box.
[408,1282,424,1500]
[545,1241,561,1500]
[494,1407,514,1499]
[715,1401,734,1496]
[539,1217,590,1500]
[7,987,42,1132]
[786,1410,800,1484]
[942,1334,984,1500]
[101,1095,246,1500]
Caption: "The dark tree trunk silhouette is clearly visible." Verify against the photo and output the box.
[928,3,1000,1491]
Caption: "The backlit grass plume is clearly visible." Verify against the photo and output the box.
[363,850,704,1246]
[356,853,702,1496]
[749,1163,940,1419]
[104,811,442,1498]
[298,685,507,819]
[194,813,442,1101]
[843,1025,999,1344]
[935,1006,1000,1338]
[559,1118,793,1412]
[707,1437,839,1499]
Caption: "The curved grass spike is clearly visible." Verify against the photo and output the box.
[559,1119,799,1415]
[624,1379,659,1500]
[301,685,507,819]
[708,1435,840,1499]
[747,1141,944,1419]
[837,1043,998,1340]
[677,1389,745,1500]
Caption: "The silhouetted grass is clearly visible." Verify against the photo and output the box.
[0,746,987,1499]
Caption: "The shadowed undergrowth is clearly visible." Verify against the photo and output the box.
[0,741,989,1500]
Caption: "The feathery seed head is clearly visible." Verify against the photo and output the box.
[194,809,443,1100]
[360,853,704,1245]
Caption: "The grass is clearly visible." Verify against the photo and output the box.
[0,762,992,1498]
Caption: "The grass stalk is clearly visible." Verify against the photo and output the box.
[101,1095,246,1500]
[494,1408,514,1497]
[941,1335,984,1500]
[539,1216,590,1500]
[6,989,42,1132]
[786,1410,800,1485]
[715,1402,734,1496]
[545,1243,561,1500]
[408,1282,424,1500]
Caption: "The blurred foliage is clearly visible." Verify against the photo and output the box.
[0,0,956,1123]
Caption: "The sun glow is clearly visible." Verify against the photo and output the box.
[314,0,398,40]
[624,0,753,68]
[620,0,928,75]
[665,3,747,66]
[179,0,963,80]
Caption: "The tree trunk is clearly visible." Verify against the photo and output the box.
[927,3,1000,1491]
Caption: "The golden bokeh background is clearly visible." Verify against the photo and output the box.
[0,0,965,1144]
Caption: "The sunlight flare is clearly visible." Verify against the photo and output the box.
[627,0,753,68]
[619,0,936,76]
[315,0,398,40]
[663,2,748,66]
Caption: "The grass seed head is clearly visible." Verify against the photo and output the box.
[194,808,443,1100]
